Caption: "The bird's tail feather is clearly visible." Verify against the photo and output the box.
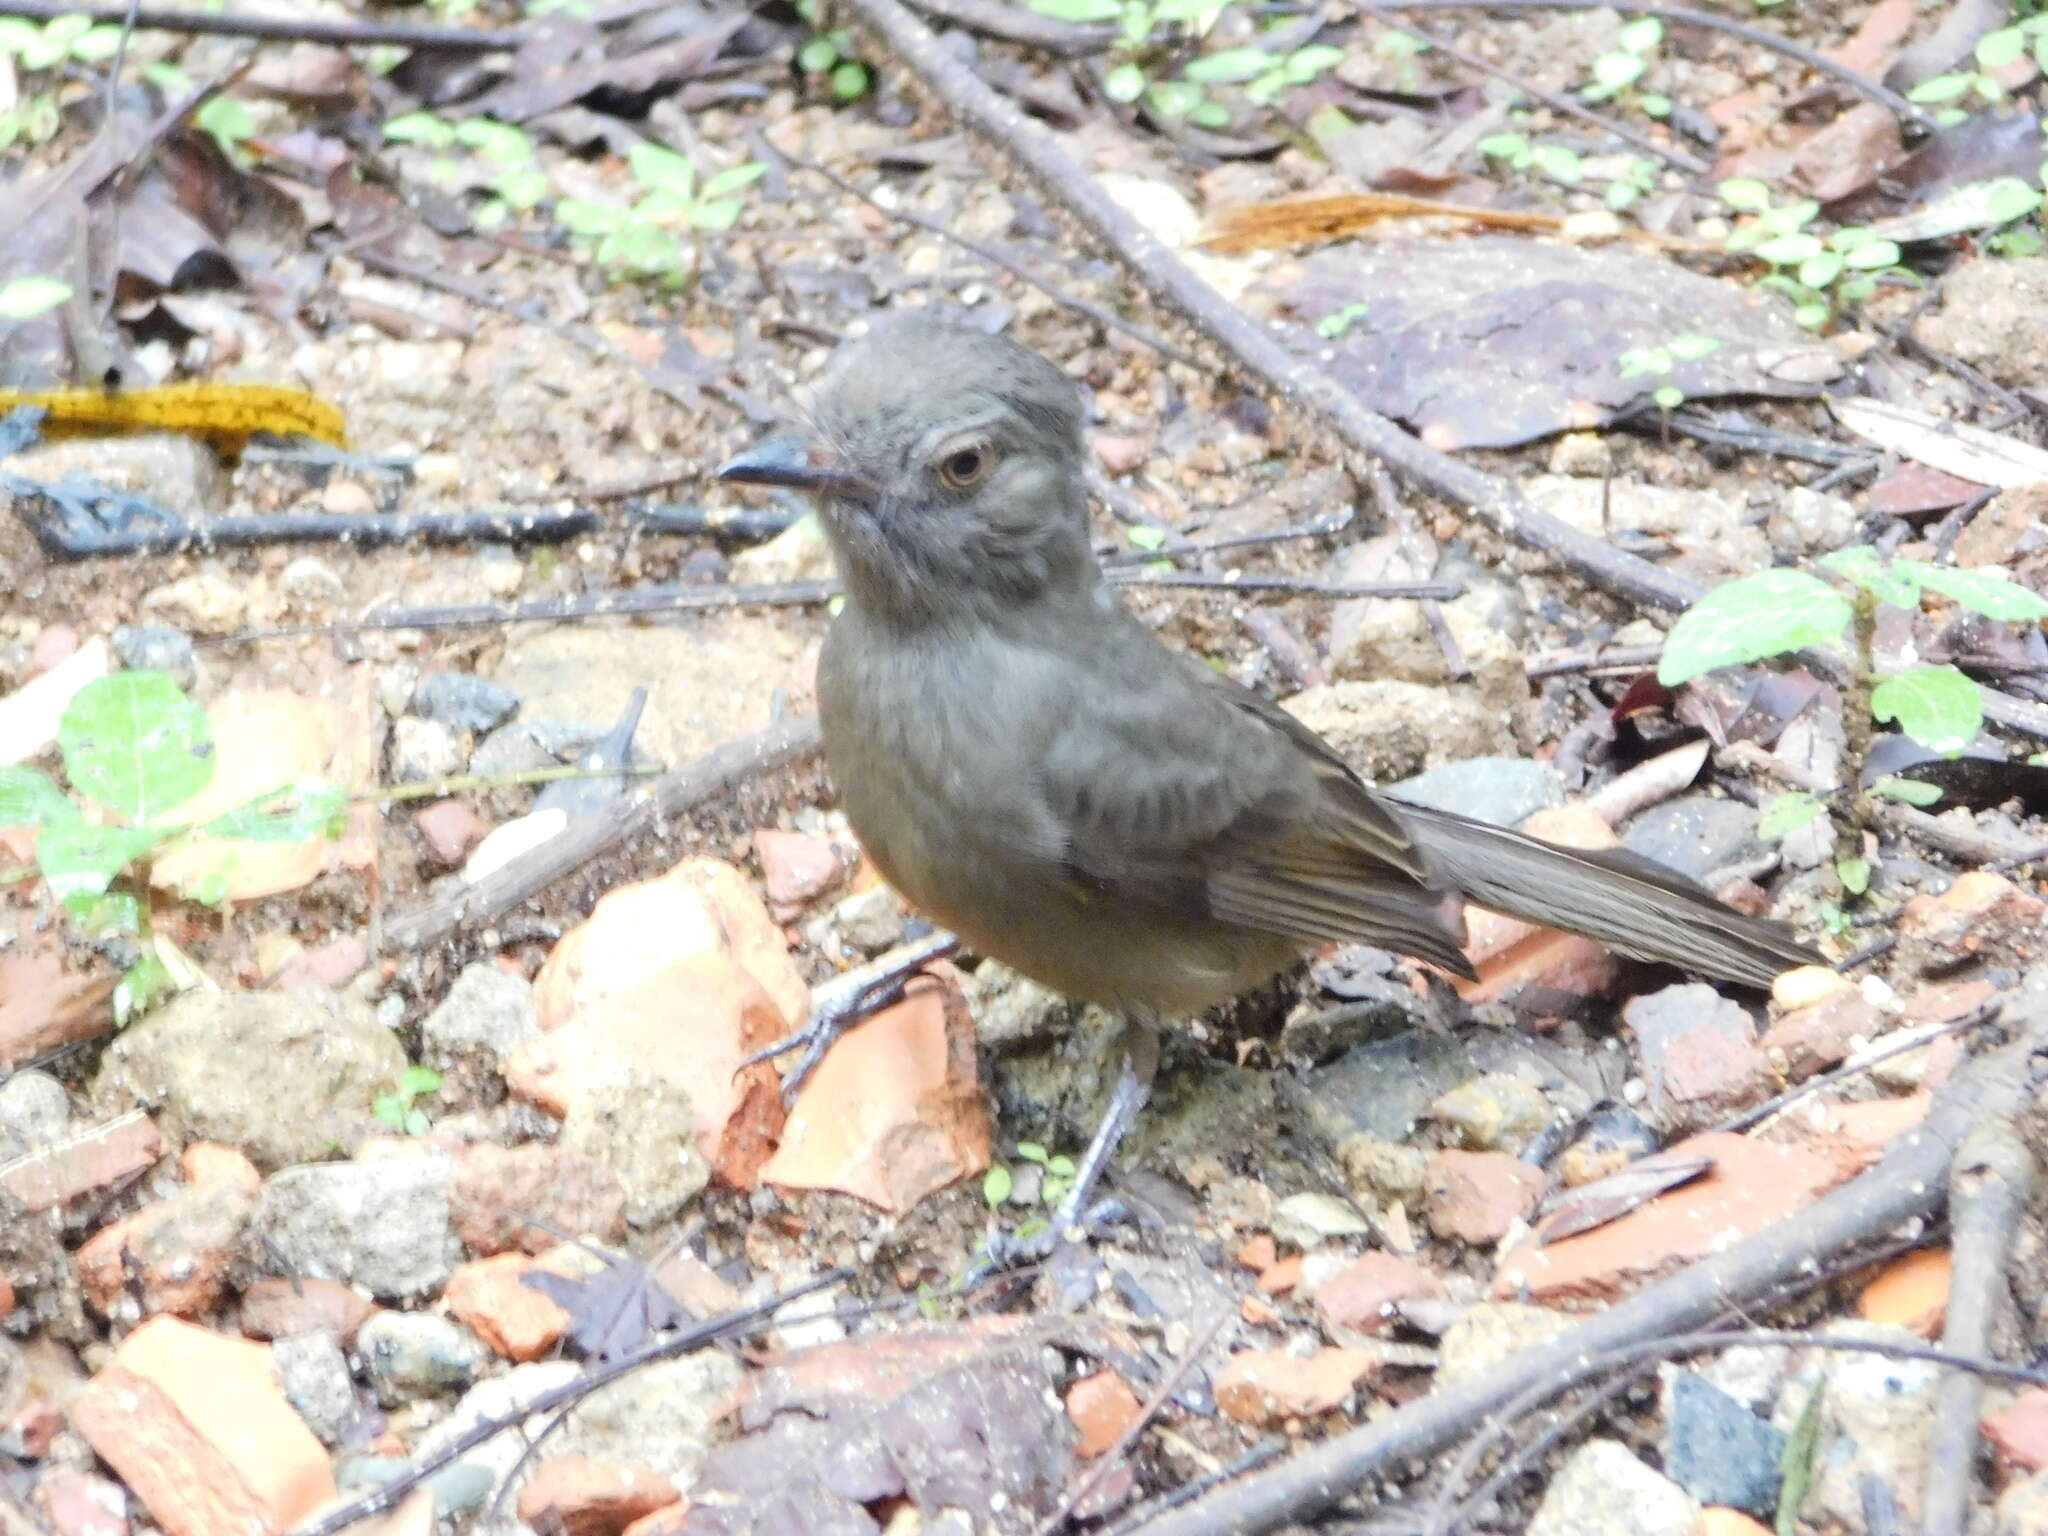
[1396,801,1822,990]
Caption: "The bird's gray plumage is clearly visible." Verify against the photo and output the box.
[730,318,1819,1009]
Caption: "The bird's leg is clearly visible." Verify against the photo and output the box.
[738,929,961,1103]
[975,1022,1161,1281]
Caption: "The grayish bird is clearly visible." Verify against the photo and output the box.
[720,319,1819,1238]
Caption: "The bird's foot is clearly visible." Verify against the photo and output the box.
[965,1053,1153,1295]
[738,929,961,1104]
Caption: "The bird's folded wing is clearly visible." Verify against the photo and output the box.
[1040,654,1478,976]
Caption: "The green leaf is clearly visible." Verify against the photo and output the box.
[554,197,624,235]
[1656,570,1853,685]
[0,274,73,320]
[797,34,838,70]
[688,199,745,231]
[703,162,768,199]
[1870,665,1982,754]
[0,766,76,827]
[1907,72,1976,104]
[373,1093,406,1130]
[1755,232,1824,264]
[67,23,123,60]
[1146,79,1203,117]
[1285,44,1343,79]
[404,1107,430,1136]
[1819,545,1921,608]
[1718,177,1773,212]
[400,1064,443,1097]
[1618,16,1662,52]
[113,950,171,1028]
[37,822,163,904]
[1758,791,1826,841]
[983,1164,1014,1206]
[1027,0,1120,19]
[1842,238,1900,270]
[197,780,348,844]
[1188,99,1231,128]
[1798,251,1844,288]
[1652,384,1684,410]
[1871,775,1943,806]
[1127,525,1169,550]
[383,110,455,148]
[453,117,533,164]
[1793,302,1832,330]
[1532,145,1582,184]
[1639,93,1671,117]
[1016,1141,1050,1165]
[1184,46,1269,83]
[1837,857,1870,896]
[1665,333,1721,360]
[1976,25,2027,68]
[1478,132,1530,160]
[1104,62,1147,103]
[1589,51,1646,93]
[627,142,696,194]
[58,672,213,824]
[1896,561,2048,622]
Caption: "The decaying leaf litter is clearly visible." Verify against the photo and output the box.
[5,0,2048,1532]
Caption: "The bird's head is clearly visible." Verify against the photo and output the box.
[718,319,1096,626]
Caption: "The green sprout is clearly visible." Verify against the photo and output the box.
[1583,16,1670,118]
[374,1066,445,1137]
[1617,332,1721,412]
[1478,131,1582,187]
[554,144,766,285]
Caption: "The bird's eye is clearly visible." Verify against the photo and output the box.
[937,443,993,490]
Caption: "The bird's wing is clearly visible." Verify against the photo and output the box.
[1039,641,1478,977]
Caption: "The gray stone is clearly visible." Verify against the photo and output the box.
[4,434,225,520]
[470,719,606,778]
[1282,679,1514,781]
[1622,795,1764,881]
[390,717,463,783]
[1527,1438,1700,1536]
[248,1151,461,1300]
[1389,756,1565,829]
[420,962,539,1070]
[0,1070,70,1160]
[830,883,908,955]
[357,1310,487,1405]
[110,625,197,689]
[555,1351,747,1484]
[94,989,405,1170]
[1431,1071,1553,1154]
[271,1331,359,1444]
[962,960,1085,1050]
[1284,1030,1484,1152]
[1663,1369,1785,1517]
[1436,1303,1579,1386]
[1784,1321,1940,1533]
[280,557,346,607]
[560,1064,710,1227]
[411,672,520,734]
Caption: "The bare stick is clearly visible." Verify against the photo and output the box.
[1923,1066,2040,1536]
[1128,1022,2036,1536]
[381,715,822,951]
[0,0,522,51]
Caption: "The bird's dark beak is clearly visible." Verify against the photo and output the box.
[716,434,867,496]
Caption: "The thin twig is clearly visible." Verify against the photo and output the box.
[1353,0,1940,132]
[1713,1003,2002,1136]
[0,0,525,50]
[1923,1065,2040,1536]
[1040,1313,1236,1535]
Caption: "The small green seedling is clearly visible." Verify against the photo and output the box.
[374,1065,445,1137]
[555,144,767,285]
[1659,548,2048,906]
[1478,132,1582,187]
[1718,178,1905,328]
[384,113,550,228]
[1908,19,2048,125]
[0,672,347,1023]
[1316,301,1370,339]
[983,1141,1080,1223]
[794,0,870,100]
[1185,41,1344,106]
[1616,332,1721,412]
[1603,155,1658,211]
[0,13,123,146]
[1029,0,1234,127]
[1583,16,1670,118]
